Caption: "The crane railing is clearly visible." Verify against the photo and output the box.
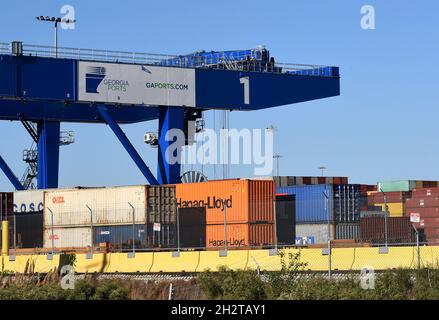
[0,42,338,77]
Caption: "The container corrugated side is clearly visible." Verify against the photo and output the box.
[147,185,177,224]
[335,223,359,240]
[176,179,274,224]
[0,192,13,219]
[206,223,274,248]
[8,213,43,248]
[359,217,415,244]
[43,227,92,248]
[43,186,147,227]
[275,195,295,245]
[277,185,333,223]
[295,223,334,244]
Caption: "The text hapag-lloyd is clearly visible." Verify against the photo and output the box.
[177,196,232,212]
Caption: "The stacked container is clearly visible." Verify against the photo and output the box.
[277,185,361,244]
[406,187,439,244]
[176,179,275,249]
[43,185,177,250]
[270,176,348,188]
[359,216,415,244]
[274,194,295,245]
[377,180,439,193]
[367,191,410,217]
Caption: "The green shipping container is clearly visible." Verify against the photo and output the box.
[377,180,417,192]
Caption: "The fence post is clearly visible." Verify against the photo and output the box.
[128,202,135,258]
[86,205,93,259]
[47,207,55,260]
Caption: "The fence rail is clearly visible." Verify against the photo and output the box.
[0,42,336,76]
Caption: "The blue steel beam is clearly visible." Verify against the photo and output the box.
[37,121,60,189]
[0,156,25,190]
[157,106,185,184]
[97,106,159,185]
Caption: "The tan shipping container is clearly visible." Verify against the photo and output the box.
[43,227,92,248]
[206,223,274,249]
[44,186,147,227]
[175,179,274,224]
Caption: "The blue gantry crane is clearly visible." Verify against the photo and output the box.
[0,41,340,190]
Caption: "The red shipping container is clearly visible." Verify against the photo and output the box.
[406,197,439,208]
[368,191,410,204]
[411,187,439,198]
[359,216,415,243]
[0,192,13,219]
[406,206,439,218]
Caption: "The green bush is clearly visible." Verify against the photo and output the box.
[198,266,268,300]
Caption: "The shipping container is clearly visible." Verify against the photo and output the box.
[371,203,405,217]
[8,213,43,248]
[359,217,415,244]
[146,185,177,224]
[378,180,439,193]
[406,197,439,208]
[406,207,439,218]
[178,207,206,248]
[145,223,177,248]
[0,192,13,219]
[333,184,361,222]
[44,186,147,227]
[43,227,92,248]
[277,185,333,223]
[94,225,147,249]
[275,194,295,245]
[411,187,439,198]
[335,223,359,240]
[206,223,274,248]
[176,179,274,224]
[295,223,334,245]
[258,176,348,187]
[367,191,411,204]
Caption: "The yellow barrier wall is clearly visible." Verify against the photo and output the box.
[3,246,439,274]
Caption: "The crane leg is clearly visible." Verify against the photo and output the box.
[0,156,24,190]
[157,106,185,184]
[37,121,60,189]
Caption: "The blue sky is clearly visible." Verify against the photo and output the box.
[1,0,438,191]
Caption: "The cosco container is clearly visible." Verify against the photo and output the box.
[94,225,147,249]
[176,179,274,224]
[43,227,92,248]
[277,185,333,223]
[206,223,274,248]
[0,192,13,219]
[44,186,147,227]
[295,223,334,245]
[13,190,44,214]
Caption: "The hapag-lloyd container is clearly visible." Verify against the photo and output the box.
[43,227,92,248]
[175,179,274,224]
[44,186,147,227]
[205,223,274,248]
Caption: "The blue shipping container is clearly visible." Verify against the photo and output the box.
[94,225,146,248]
[277,185,333,223]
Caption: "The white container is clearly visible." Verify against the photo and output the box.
[43,227,92,248]
[295,223,334,245]
[14,190,44,213]
[44,186,147,227]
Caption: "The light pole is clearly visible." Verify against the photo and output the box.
[36,16,76,58]
[128,202,135,258]
[318,166,327,177]
[323,189,332,280]
[266,125,282,177]
[380,188,389,248]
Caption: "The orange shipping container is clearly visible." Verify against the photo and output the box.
[206,223,275,249]
[175,179,274,224]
